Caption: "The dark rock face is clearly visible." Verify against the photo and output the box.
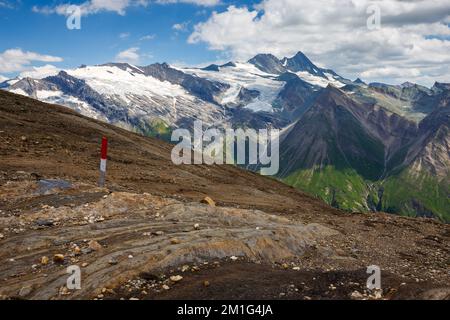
[275,73,318,120]
[282,51,326,77]
[248,54,287,74]
[405,104,450,178]
[221,61,237,68]
[224,87,261,109]
[201,62,236,72]
[432,82,450,93]
[202,64,220,72]
[235,87,260,106]
[416,82,450,112]
[229,107,290,130]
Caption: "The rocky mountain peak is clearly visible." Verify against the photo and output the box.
[248,53,286,74]
[283,51,325,77]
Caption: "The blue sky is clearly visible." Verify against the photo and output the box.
[1,0,450,86]
[0,0,257,75]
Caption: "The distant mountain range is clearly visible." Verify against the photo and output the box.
[1,51,449,221]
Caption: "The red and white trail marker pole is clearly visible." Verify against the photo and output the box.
[99,137,108,187]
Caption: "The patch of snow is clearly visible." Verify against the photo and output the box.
[297,71,345,88]
[36,90,63,100]
[9,88,28,96]
[6,78,20,86]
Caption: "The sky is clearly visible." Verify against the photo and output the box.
[0,0,449,86]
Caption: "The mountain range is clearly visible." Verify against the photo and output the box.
[1,51,449,222]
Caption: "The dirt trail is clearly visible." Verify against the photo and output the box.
[0,91,448,300]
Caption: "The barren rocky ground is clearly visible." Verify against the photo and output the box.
[0,90,449,300]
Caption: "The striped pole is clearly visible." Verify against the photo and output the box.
[99,137,108,187]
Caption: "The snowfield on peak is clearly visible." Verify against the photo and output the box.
[181,62,285,113]
[67,65,189,102]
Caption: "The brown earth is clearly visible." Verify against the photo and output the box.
[0,90,448,300]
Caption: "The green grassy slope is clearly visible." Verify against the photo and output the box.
[381,170,450,221]
[284,166,370,212]
[283,167,449,222]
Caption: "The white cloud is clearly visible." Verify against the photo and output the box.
[0,48,63,73]
[115,47,141,64]
[140,34,156,41]
[0,1,14,9]
[33,0,149,17]
[119,32,130,39]
[173,21,190,32]
[19,65,61,79]
[189,0,450,86]
[156,0,220,6]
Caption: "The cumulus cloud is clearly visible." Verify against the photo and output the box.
[115,47,141,64]
[189,0,450,86]
[19,65,61,79]
[0,48,63,73]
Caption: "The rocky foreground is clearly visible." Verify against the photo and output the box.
[0,90,449,300]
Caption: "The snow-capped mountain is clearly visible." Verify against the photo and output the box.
[0,51,355,136]
[1,51,446,136]
[3,63,229,137]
